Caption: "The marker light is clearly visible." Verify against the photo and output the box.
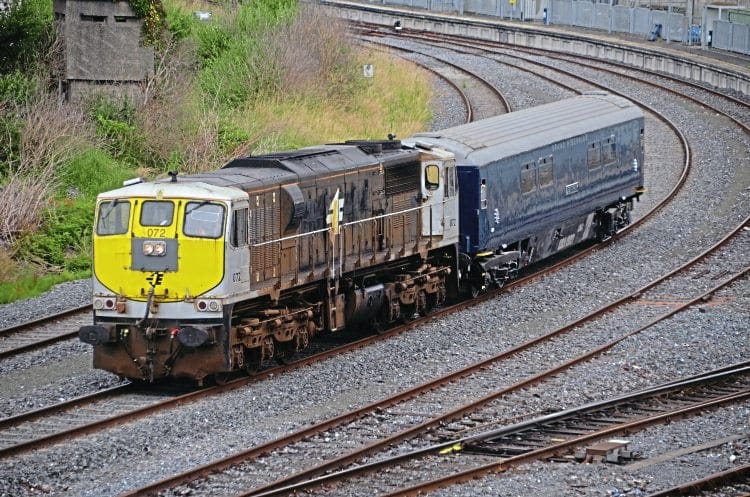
[196,299,221,312]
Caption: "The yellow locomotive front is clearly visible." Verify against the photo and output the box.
[79,179,248,382]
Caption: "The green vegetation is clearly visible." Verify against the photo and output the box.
[0,0,433,304]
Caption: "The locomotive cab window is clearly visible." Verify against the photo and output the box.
[96,200,130,235]
[425,164,440,191]
[230,208,248,247]
[184,201,225,238]
[141,201,174,226]
[480,179,487,209]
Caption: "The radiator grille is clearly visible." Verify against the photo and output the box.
[385,162,419,195]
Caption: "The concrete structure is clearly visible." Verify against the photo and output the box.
[53,0,154,104]
[323,0,750,95]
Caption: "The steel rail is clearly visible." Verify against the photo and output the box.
[380,388,750,496]
[352,26,512,116]
[0,304,91,337]
[644,463,750,496]
[354,40,475,123]
[0,331,79,360]
[0,383,133,431]
[409,26,750,113]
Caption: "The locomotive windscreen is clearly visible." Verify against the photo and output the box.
[384,161,420,195]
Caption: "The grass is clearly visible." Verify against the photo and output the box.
[244,52,433,151]
[0,268,90,304]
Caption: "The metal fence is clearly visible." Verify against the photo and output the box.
[712,20,750,54]
[373,0,749,54]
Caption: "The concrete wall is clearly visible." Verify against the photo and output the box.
[53,0,154,104]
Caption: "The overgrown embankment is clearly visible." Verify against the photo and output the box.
[0,0,433,303]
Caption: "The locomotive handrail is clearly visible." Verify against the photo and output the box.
[250,199,447,248]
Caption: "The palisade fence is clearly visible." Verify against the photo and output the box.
[369,0,750,54]
[713,19,750,53]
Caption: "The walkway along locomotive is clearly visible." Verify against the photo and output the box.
[79,93,645,383]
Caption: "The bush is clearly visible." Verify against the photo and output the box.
[0,91,97,243]
[60,149,133,198]
[0,0,53,73]
[165,2,194,41]
[14,197,94,272]
[88,99,141,164]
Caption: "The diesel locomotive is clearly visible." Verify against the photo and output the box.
[79,92,645,383]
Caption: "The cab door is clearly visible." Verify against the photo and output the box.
[420,160,444,237]
[227,201,250,292]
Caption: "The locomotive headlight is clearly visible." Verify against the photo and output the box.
[93,298,104,310]
[143,240,166,256]
[632,158,639,172]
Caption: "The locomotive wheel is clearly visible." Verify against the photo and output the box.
[244,349,262,375]
[275,341,296,365]
[425,291,438,314]
[400,303,416,323]
[469,284,481,299]
[417,290,428,317]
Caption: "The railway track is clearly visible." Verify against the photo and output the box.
[644,463,750,496]
[414,29,748,127]
[0,17,704,472]
[0,305,91,361]
[275,363,750,497]
[118,218,748,495]
[382,43,511,119]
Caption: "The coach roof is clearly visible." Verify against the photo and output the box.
[408,93,643,165]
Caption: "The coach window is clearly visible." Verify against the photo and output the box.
[538,156,554,188]
[520,163,536,194]
[587,142,601,170]
[602,136,617,165]
[184,201,225,238]
[425,164,440,191]
[141,200,174,226]
[97,200,130,235]
[230,208,248,247]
